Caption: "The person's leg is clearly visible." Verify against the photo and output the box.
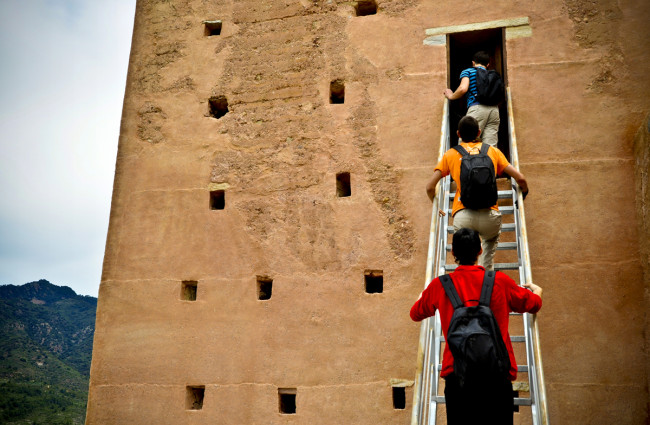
[489,378,515,425]
[481,106,500,147]
[477,209,502,271]
[453,208,501,270]
[467,104,488,137]
[465,378,513,425]
[443,374,474,425]
[451,208,475,233]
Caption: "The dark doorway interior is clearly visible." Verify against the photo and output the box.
[447,28,510,160]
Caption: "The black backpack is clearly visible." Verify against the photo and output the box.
[475,67,504,106]
[453,144,498,209]
[439,271,511,387]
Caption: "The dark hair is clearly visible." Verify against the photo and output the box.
[458,116,479,142]
[473,51,490,66]
[452,228,481,265]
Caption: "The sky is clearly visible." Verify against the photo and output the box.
[0,0,136,297]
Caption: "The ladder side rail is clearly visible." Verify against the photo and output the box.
[510,166,540,422]
[428,113,453,424]
[426,312,440,425]
[506,88,550,425]
[429,174,452,425]
[412,215,436,424]
[430,107,454,424]
[424,108,451,424]
[506,114,534,414]
[411,100,451,425]
[507,88,541,423]
[429,112,453,425]
[511,182,542,424]
[419,317,432,422]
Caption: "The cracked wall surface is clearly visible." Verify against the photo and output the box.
[634,114,650,421]
[88,0,650,423]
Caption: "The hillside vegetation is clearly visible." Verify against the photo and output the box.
[0,280,96,425]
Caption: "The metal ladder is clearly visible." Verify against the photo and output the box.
[411,89,549,425]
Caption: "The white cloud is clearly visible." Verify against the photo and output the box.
[0,0,136,296]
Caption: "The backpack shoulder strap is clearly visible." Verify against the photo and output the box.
[479,270,496,306]
[479,143,491,155]
[439,274,464,309]
[452,145,468,156]
[489,69,503,79]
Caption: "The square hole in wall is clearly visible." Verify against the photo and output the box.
[186,386,205,410]
[278,388,296,414]
[364,270,383,294]
[392,386,405,410]
[181,281,198,301]
[210,190,225,210]
[204,20,222,36]
[355,0,377,16]
[257,275,273,301]
[336,172,351,197]
[330,79,345,104]
[208,95,229,119]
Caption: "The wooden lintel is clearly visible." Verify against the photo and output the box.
[424,17,530,38]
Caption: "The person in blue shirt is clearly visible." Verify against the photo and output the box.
[444,51,500,146]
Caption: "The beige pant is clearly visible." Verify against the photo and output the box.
[452,208,502,270]
[467,104,500,146]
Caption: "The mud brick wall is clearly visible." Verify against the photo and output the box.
[87,1,650,424]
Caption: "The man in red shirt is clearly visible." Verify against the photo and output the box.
[410,228,543,425]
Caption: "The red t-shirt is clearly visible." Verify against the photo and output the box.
[410,265,542,380]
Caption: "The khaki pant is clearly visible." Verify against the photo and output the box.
[467,104,500,146]
[452,208,502,270]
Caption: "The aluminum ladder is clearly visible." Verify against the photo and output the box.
[410,89,549,425]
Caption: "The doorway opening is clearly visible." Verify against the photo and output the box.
[447,28,510,160]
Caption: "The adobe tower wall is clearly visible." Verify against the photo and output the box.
[87,1,650,424]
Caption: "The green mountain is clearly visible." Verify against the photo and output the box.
[0,280,97,425]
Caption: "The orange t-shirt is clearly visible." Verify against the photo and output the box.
[434,142,510,216]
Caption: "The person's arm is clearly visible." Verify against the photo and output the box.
[503,164,529,199]
[443,77,469,100]
[410,284,437,322]
[507,278,542,314]
[425,169,443,202]
[522,282,542,298]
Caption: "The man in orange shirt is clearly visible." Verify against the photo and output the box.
[426,116,528,270]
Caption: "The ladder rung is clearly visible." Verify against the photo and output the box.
[447,223,515,233]
[447,241,517,251]
[495,262,520,270]
[515,397,532,406]
[439,335,526,343]
[437,365,529,374]
[446,205,514,215]
[449,190,513,200]
[444,262,520,271]
[432,396,532,406]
